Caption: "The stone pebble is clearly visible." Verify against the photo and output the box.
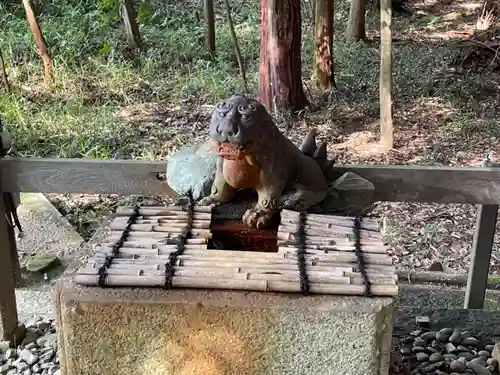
[398,327,500,375]
[0,317,60,375]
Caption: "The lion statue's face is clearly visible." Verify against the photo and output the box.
[207,95,271,159]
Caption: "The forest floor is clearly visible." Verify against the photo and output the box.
[1,0,500,275]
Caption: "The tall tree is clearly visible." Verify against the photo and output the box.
[204,0,216,55]
[22,0,53,84]
[345,0,367,41]
[122,0,142,49]
[259,0,308,112]
[312,0,335,89]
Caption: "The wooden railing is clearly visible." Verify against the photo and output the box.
[1,156,499,339]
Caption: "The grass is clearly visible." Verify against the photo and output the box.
[3,0,500,272]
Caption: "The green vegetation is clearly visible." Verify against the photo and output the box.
[2,0,491,159]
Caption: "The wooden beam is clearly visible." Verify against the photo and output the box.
[2,157,500,204]
[0,157,178,197]
[464,204,498,309]
[0,197,20,341]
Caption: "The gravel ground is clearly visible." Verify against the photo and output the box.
[1,317,59,375]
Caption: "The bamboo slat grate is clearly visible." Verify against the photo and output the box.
[75,205,398,297]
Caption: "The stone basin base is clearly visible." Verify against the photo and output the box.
[54,278,394,375]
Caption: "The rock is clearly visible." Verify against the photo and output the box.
[165,141,218,201]
[446,343,458,353]
[444,354,459,360]
[6,370,17,375]
[25,253,61,273]
[416,352,429,362]
[420,331,437,342]
[450,331,463,344]
[450,359,467,372]
[457,345,469,352]
[427,346,438,353]
[429,352,444,362]
[462,337,479,347]
[458,352,475,361]
[487,365,495,372]
[421,361,445,373]
[431,340,445,351]
[316,172,375,215]
[461,331,472,340]
[38,350,53,362]
[470,357,487,366]
[53,371,60,375]
[19,349,38,366]
[402,336,414,345]
[0,343,10,354]
[36,334,56,349]
[47,366,58,375]
[411,330,423,337]
[400,347,412,355]
[23,343,37,351]
[22,331,42,347]
[31,364,40,373]
[4,350,15,360]
[436,329,453,342]
[0,364,10,374]
[412,346,426,353]
[414,338,426,347]
[23,369,32,375]
[14,359,29,372]
[485,345,495,353]
[466,362,492,375]
[478,350,491,358]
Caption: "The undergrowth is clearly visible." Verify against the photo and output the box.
[1,0,489,159]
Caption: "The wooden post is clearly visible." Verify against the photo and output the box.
[0,192,20,341]
[464,204,498,309]
[204,0,216,55]
[379,0,394,151]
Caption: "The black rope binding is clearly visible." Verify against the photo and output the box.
[164,192,195,289]
[97,205,140,287]
[296,211,310,295]
[353,216,372,297]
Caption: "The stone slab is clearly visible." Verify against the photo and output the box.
[54,278,394,375]
[15,193,86,267]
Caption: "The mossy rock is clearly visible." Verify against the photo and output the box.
[25,252,61,273]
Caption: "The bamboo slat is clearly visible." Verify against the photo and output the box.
[75,205,398,297]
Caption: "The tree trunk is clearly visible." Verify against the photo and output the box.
[312,0,335,90]
[204,0,216,55]
[122,0,142,49]
[379,0,394,151]
[259,0,308,112]
[345,0,367,41]
[22,0,53,84]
